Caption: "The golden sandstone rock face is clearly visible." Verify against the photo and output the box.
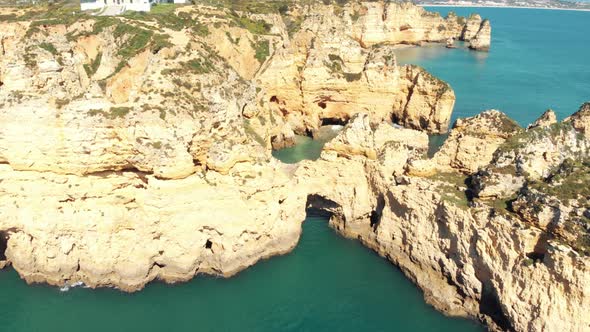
[0,14,267,179]
[256,1,491,136]
[295,106,590,332]
[0,162,305,291]
[3,2,589,332]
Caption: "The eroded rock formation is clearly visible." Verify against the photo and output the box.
[257,1,491,136]
[295,105,590,332]
[2,3,587,332]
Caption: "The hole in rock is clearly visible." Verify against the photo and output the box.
[0,231,9,261]
[525,251,545,262]
[391,113,402,126]
[419,117,429,131]
[479,282,512,331]
[270,96,279,103]
[306,194,341,218]
[370,194,386,231]
[317,101,327,109]
[320,117,348,127]
[205,239,213,249]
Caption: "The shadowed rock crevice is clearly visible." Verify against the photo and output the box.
[305,194,341,218]
[0,231,8,261]
[320,117,348,127]
[479,282,513,331]
[370,194,385,230]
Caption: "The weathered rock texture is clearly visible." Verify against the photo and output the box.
[350,2,490,49]
[256,1,491,136]
[409,110,523,176]
[295,106,590,332]
[0,5,310,290]
[0,162,305,291]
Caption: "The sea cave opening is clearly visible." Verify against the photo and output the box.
[319,117,348,127]
[305,194,340,219]
[0,230,9,262]
[479,281,513,331]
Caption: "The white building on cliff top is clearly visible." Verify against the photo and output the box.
[80,0,187,14]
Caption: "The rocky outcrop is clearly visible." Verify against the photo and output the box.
[409,110,522,176]
[0,14,270,179]
[463,16,491,51]
[253,1,492,137]
[0,161,306,291]
[565,101,590,138]
[528,109,557,129]
[350,2,489,48]
[0,8,310,291]
[257,26,455,135]
[295,105,590,332]
[471,107,590,202]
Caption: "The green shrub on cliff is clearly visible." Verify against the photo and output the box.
[88,107,132,120]
[83,52,102,77]
[38,42,58,55]
[233,15,271,35]
[254,39,270,63]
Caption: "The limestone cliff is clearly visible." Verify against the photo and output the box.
[0,12,270,179]
[0,5,309,290]
[255,1,490,136]
[3,3,587,332]
[295,106,590,332]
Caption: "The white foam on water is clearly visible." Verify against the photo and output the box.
[59,281,86,292]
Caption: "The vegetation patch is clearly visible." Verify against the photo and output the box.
[284,15,304,37]
[55,98,70,109]
[38,42,58,55]
[233,15,271,35]
[83,52,102,77]
[150,141,163,149]
[254,39,270,63]
[426,172,470,209]
[351,9,361,22]
[88,106,132,120]
[185,58,214,74]
[529,158,590,202]
[344,72,362,82]
[496,121,577,156]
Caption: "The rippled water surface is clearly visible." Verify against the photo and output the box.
[401,7,590,126]
[2,7,589,332]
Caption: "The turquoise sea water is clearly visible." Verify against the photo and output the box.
[404,7,590,126]
[2,8,589,332]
